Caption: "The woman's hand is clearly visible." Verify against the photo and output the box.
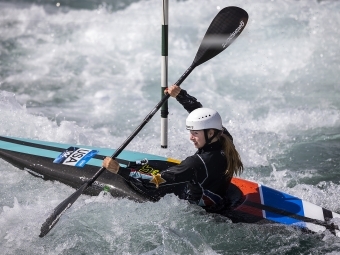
[102,157,120,174]
[165,84,181,97]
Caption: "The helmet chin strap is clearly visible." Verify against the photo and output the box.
[203,129,221,146]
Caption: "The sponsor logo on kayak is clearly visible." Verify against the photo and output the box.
[79,177,110,190]
[222,20,245,48]
[139,164,160,175]
[53,147,99,167]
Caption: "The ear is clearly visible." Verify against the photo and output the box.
[208,129,214,138]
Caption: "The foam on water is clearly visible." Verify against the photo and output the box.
[1,0,340,253]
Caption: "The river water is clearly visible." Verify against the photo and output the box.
[1,0,340,254]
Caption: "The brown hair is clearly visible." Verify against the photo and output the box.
[219,133,243,178]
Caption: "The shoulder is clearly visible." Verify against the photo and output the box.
[181,154,203,165]
[197,148,226,165]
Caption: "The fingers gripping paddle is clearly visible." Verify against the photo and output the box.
[39,6,249,237]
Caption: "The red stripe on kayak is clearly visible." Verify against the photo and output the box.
[231,177,263,218]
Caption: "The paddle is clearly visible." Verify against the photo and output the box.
[39,6,249,237]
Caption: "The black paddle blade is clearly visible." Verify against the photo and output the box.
[39,182,88,237]
[193,6,248,67]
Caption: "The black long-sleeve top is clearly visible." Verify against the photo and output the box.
[117,89,233,207]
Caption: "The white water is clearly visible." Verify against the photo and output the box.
[1,0,340,254]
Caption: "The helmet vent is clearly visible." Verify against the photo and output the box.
[198,114,211,119]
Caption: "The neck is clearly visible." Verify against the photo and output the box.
[198,139,221,151]
[209,137,219,143]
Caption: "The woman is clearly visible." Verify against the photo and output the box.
[103,85,243,210]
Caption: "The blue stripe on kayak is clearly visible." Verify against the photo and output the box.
[0,136,167,165]
[261,185,306,226]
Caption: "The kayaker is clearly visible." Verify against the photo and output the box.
[103,85,243,211]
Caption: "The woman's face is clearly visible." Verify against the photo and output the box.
[189,130,206,148]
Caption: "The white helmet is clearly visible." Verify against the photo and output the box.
[186,108,223,131]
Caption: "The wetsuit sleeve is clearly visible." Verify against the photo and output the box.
[175,89,203,113]
[161,155,203,183]
[116,155,202,188]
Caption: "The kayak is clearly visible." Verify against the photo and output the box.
[0,135,339,236]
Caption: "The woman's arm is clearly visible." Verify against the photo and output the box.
[166,85,202,113]
[176,89,203,113]
[103,156,201,188]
